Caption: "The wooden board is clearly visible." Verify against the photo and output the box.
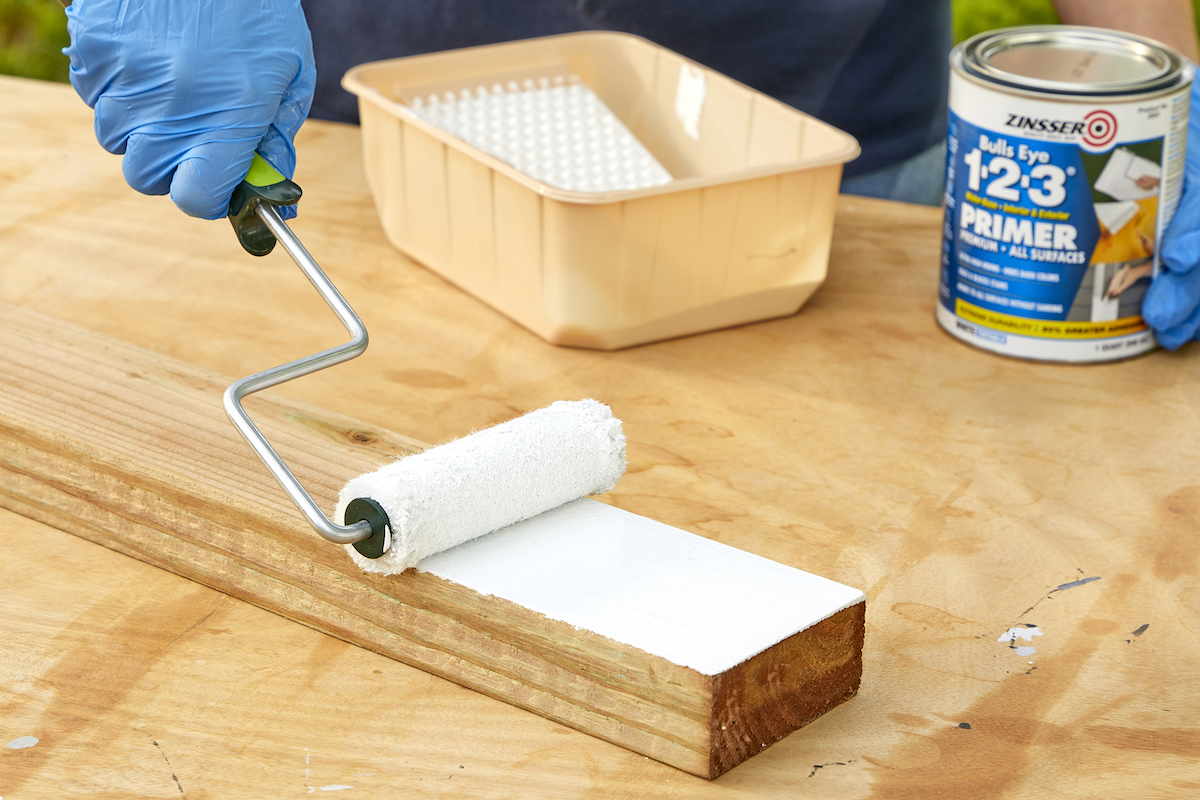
[0,300,864,778]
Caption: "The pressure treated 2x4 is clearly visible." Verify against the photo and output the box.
[0,302,864,778]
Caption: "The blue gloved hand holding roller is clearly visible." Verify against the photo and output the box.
[63,0,315,220]
[1142,75,1200,350]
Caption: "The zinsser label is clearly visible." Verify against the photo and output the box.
[938,67,1190,362]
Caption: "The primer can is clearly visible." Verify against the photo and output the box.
[938,26,1193,361]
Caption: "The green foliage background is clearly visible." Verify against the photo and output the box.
[1,0,1199,84]
[952,0,1060,42]
[951,0,1200,45]
[1,0,68,82]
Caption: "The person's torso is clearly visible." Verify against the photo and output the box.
[302,0,951,175]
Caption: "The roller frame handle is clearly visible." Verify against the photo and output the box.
[223,155,392,557]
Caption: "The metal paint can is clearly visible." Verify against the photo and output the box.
[938,26,1193,361]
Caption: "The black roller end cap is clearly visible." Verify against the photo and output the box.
[346,497,391,559]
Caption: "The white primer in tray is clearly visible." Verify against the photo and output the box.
[419,497,865,676]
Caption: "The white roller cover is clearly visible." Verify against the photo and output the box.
[336,399,626,574]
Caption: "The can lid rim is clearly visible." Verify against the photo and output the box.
[961,25,1189,96]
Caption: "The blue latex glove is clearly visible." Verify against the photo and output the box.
[64,0,315,220]
[1143,74,1200,350]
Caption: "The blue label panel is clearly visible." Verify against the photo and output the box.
[940,112,1101,321]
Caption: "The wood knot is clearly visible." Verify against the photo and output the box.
[346,429,379,446]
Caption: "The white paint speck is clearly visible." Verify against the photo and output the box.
[7,736,38,750]
[320,786,353,792]
[999,626,1043,643]
[999,627,1042,658]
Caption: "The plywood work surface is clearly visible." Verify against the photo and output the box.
[2,75,1200,797]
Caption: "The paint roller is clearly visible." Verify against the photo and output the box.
[224,155,625,568]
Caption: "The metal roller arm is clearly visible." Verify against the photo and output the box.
[222,203,373,546]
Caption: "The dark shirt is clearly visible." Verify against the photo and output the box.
[300,0,951,177]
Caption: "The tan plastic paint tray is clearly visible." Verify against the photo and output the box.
[342,32,859,349]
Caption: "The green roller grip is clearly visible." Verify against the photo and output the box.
[228,153,302,256]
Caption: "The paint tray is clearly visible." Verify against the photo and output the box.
[342,32,859,349]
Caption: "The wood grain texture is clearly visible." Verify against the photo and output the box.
[3,75,1200,797]
[0,300,862,778]
[709,603,864,777]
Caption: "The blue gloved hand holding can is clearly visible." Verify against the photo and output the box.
[63,0,315,220]
[1143,75,1200,350]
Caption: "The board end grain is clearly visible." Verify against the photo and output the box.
[707,601,865,778]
